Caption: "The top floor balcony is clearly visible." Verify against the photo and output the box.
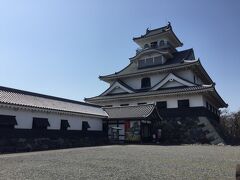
[136,41,176,55]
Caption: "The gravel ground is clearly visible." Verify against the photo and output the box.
[0,145,239,180]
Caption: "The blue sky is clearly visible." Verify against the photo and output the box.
[0,0,239,111]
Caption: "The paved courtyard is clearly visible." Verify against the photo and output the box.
[0,145,239,180]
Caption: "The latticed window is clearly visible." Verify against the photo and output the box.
[32,117,50,130]
[178,100,189,108]
[154,56,163,65]
[150,41,158,48]
[0,115,17,129]
[82,121,90,132]
[157,101,167,109]
[144,44,149,49]
[145,58,154,66]
[60,120,70,130]
[159,40,165,46]
[141,77,151,88]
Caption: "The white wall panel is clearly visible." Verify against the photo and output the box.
[0,107,102,131]
[98,94,205,108]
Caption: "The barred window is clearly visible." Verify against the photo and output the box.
[60,120,70,130]
[141,77,151,88]
[178,100,189,108]
[32,117,50,130]
[157,101,167,109]
[82,121,90,132]
[0,115,17,129]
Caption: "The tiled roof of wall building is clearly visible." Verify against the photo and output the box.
[99,49,195,80]
[0,86,108,118]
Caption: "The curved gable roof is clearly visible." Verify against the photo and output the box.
[133,23,183,47]
[100,81,134,96]
[100,49,196,81]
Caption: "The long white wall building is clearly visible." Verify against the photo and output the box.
[0,86,107,131]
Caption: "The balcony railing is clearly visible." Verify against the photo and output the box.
[136,41,175,54]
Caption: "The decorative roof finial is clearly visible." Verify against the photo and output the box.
[167,21,172,28]
[146,28,150,34]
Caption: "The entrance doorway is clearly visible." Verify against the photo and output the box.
[110,127,122,142]
[141,122,152,142]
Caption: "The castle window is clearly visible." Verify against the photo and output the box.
[32,117,50,130]
[145,58,154,66]
[159,40,165,46]
[144,44,149,49]
[178,100,189,108]
[157,101,167,109]
[82,121,90,132]
[138,102,147,105]
[206,102,209,109]
[120,104,129,106]
[150,41,158,48]
[154,56,164,65]
[138,56,165,68]
[138,59,145,68]
[0,115,17,129]
[141,77,151,88]
[60,120,70,130]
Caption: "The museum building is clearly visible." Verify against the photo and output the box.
[0,23,228,152]
[85,23,228,144]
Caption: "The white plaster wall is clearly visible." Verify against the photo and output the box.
[175,70,194,83]
[98,94,205,108]
[175,70,204,85]
[109,87,126,94]
[121,69,202,90]
[0,107,102,131]
[121,73,167,89]
[195,76,203,85]
[161,81,184,88]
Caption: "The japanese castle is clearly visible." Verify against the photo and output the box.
[86,23,228,144]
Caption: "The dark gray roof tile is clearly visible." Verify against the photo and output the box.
[100,49,195,80]
[0,86,108,117]
[104,104,155,119]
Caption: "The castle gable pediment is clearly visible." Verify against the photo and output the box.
[101,81,134,96]
[151,73,196,90]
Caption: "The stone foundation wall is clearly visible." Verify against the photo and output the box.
[0,129,108,154]
[158,117,210,144]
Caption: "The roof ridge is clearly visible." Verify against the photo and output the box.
[133,23,171,40]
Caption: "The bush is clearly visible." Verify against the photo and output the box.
[220,109,240,143]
